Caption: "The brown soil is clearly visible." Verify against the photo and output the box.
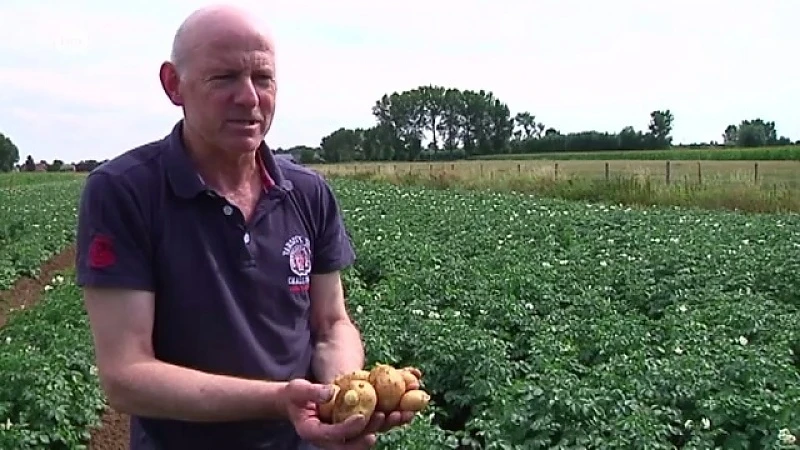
[0,245,130,449]
[88,408,130,450]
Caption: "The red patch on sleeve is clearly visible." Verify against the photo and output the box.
[88,234,116,268]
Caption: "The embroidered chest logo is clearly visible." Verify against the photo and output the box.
[282,235,311,293]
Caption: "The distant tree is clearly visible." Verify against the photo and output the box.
[278,145,320,164]
[74,160,102,172]
[0,132,20,172]
[737,122,768,147]
[512,112,543,142]
[295,146,321,164]
[722,125,738,146]
[320,128,363,163]
[648,109,674,149]
[723,119,793,148]
[47,159,64,172]
[23,155,35,171]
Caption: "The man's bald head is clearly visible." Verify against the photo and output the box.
[159,4,279,156]
[170,4,275,77]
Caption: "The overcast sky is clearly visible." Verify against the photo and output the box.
[1,0,797,163]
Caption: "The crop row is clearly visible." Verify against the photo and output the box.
[0,270,104,449]
[1,177,799,448]
[0,177,95,449]
[0,172,84,189]
[0,180,83,289]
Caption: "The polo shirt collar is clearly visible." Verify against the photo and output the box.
[165,120,287,199]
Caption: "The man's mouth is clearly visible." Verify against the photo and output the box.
[230,119,260,126]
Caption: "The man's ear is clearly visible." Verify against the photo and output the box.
[159,61,184,106]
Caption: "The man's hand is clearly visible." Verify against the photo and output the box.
[284,379,377,450]
[362,410,416,434]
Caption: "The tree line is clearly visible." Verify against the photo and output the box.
[273,85,797,164]
[0,133,107,173]
[2,84,797,172]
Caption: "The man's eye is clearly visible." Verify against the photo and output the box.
[253,75,274,86]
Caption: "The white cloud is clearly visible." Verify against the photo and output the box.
[0,0,797,162]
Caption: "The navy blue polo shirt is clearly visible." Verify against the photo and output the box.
[75,121,356,450]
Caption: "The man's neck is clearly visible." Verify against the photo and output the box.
[197,152,260,194]
[182,128,261,194]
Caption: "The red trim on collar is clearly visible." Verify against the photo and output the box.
[257,149,275,190]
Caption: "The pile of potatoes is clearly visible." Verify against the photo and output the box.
[318,364,431,424]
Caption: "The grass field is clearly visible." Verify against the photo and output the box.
[310,159,800,213]
[472,145,800,161]
[1,171,799,449]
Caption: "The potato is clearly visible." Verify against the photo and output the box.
[333,370,371,391]
[317,383,340,423]
[324,363,430,420]
[399,389,430,412]
[368,364,408,412]
[400,366,423,380]
[399,369,420,390]
[332,380,377,424]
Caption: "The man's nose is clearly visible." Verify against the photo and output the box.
[233,78,259,106]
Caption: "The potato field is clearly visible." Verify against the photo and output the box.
[1,174,799,449]
[0,179,83,290]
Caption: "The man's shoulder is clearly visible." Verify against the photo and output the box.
[91,139,166,180]
[79,137,172,222]
[275,156,329,194]
[86,137,169,193]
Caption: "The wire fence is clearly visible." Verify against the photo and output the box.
[311,160,800,188]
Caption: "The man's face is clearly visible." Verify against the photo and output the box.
[173,34,277,156]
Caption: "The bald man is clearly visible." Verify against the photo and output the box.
[75,5,414,450]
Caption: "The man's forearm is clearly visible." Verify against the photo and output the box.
[105,359,287,422]
[312,319,365,384]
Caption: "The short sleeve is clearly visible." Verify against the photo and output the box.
[75,172,154,291]
[311,178,356,274]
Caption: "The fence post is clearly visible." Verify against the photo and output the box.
[605,162,609,181]
[555,163,559,180]
[697,162,702,185]
[754,163,759,183]
[665,161,671,185]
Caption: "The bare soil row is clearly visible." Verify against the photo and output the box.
[0,246,129,450]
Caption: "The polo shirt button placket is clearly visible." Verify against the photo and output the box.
[219,202,255,263]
